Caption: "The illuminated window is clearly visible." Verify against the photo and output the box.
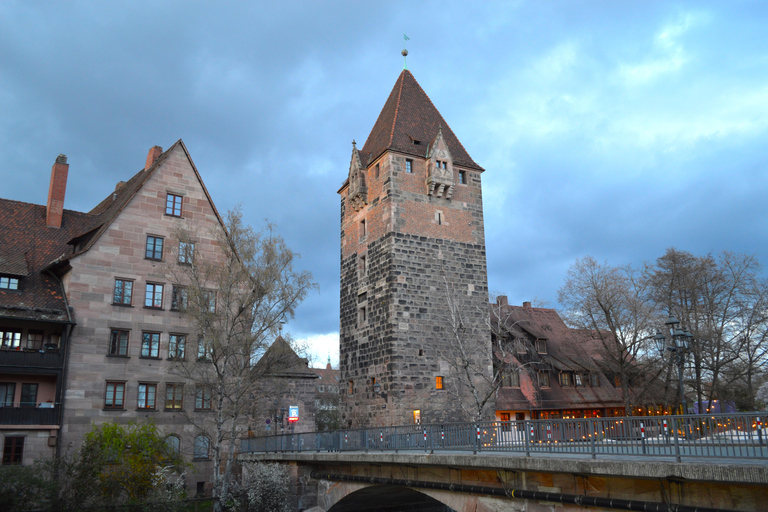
[413,409,421,424]
[166,193,183,217]
[165,383,183,410]
[137,383,156,410]
[0,330,21,349]
[348,380,353,395]
[436,376,444,390]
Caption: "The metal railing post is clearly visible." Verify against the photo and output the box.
[590,417,596,459]
[672,416,681,463]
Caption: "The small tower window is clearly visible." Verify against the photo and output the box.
[459,170,467,184]
[405,159,413,173]
[359,219,366,241]
[375,163,380,179]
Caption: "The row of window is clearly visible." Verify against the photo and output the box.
[0,382,39,408]
[109,329,211,360]
[499,369,601,388]
[402,158,468,184]
[113,279,215,312]
[0,329,51,350]
[144,235,195,264]
[104,381,212,411]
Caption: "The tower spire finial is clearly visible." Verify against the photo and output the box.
[402,34,410,70]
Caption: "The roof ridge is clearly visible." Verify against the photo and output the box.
[388,70,406,150]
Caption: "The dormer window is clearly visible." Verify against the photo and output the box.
[536,339,547,354]
[0,276,19,290]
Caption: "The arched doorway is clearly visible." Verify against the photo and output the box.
[329,485,456,512]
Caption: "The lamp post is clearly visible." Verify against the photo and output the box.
[654,315,692,415]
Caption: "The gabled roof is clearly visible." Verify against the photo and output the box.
[66,139,225,261]
[360,70,483,172]
[0,140,223,323]
[255,336,318,379]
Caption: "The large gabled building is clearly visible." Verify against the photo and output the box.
[1,142,226,493]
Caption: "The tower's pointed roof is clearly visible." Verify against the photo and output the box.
[360,70,483,171]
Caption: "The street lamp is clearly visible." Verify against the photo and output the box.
[654,315,692,415]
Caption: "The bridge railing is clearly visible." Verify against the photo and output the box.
[240,412,768,462]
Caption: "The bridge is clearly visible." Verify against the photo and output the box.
[240,413,768,511]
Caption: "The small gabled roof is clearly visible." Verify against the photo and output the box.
[360,70,483,172]
[256,336,318,379]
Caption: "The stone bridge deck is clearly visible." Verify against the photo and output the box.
[241,450,768,511]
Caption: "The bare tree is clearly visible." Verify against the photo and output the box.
[558,256,660,414]
[650,249,762,411]
[167,208,315,512]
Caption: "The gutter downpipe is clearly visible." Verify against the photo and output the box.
[46,269,76,460]
[310,472,733,512]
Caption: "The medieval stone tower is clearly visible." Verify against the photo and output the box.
[339,70,492,427]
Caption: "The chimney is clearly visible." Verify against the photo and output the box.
[145,145,163,170]
[497,295,508,306]
[523,301,532,308]
[46,154,69,229]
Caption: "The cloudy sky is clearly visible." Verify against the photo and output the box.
[2,1,767,367]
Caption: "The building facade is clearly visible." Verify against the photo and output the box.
[1,142,227,492]
[338,70,492,427]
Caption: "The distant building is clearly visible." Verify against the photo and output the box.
[311,359,340,431]
[493,297,659,420]
[338,70,491,427]
[251,336,317,436]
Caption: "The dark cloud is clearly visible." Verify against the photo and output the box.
[2,1,767,362]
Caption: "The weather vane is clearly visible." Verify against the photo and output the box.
[402,34,410,70]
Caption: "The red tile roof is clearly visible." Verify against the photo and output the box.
[0,199,93,322]
[360,70,483,171]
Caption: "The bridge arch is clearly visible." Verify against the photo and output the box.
[327,484,456,512]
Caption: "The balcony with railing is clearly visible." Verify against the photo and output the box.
[0,404,59,426]
[0,346,64,369]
